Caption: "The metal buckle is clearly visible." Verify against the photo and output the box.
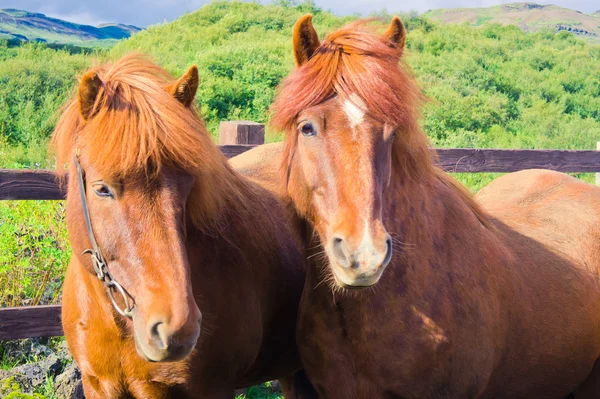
[81,248,134,319]
[81,249,105,280]
[105,280,134,318]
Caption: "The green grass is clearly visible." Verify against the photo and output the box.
[0,200,69,307]
[236,382,284,399]
[0,376,55,398]
[1,355,21,371]
[37,377,56,399]
[475,15,493,26]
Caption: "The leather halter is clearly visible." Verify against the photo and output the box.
[74,156,134,318]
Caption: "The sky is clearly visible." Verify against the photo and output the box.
[1,0,598,27]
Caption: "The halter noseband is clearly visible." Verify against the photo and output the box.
[74,156,134,318]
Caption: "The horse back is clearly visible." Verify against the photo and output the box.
[477,169,600,272]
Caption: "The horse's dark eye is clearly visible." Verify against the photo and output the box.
[300,122,317,137]
[93,184,113,198]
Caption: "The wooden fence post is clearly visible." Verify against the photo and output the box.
[219,121,265,145]
[597,141,600,185]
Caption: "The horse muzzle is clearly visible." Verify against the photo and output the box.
[328,231,392,288]
[134,309,202,362]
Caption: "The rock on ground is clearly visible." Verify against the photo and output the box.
[54,363,84,399]
[0,338,82,398]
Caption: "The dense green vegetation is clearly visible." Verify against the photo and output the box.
[2,2,599,150]
[0,43,93,157]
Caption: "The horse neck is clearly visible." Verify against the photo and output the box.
[186,150,292,268]
[186,150,254,233]
[383,166,491,282]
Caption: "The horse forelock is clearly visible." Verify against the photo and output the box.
[52,54,215,180]
[272,20,437,187]
[51,54,247,230]
[272,21,424,132]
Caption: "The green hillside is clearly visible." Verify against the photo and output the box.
[425,3,600,43]
[0,8,140,46]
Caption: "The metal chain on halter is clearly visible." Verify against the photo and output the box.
[74,156,134,319]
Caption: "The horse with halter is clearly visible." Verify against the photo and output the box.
[52,54,315,398]
[265,15,600,398]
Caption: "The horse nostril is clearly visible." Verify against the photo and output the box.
[149,321,168,350]
[332,236,349,267]
[383,235,393,267]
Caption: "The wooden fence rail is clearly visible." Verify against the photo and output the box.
[3,148,600,201]
[1,121,600,340]
[0,306,62,340]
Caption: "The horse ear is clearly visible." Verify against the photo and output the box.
[381,17,406,53]
[168,65,199,107]
[78,71,103,120]
[293,14,320,67]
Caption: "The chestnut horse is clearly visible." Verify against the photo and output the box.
[51,55,315,398]
[266,15,600,398]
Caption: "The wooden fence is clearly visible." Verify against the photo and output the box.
[2,120,600,340]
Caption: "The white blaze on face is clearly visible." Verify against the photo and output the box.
[343,94,366,134]
[343,93,376,258]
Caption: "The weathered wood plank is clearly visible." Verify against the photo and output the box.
[0,170,65,200]
[219,121,265,145]
[2,148,600,201]
[0,305,63,340]
[219,144,260,159]
[436,149,600,173]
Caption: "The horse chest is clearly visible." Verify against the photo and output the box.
[73,315,190,397]
[298,291,454,398]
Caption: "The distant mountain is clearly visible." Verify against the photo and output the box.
[0,9,141,46]
[424,3,600,43]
